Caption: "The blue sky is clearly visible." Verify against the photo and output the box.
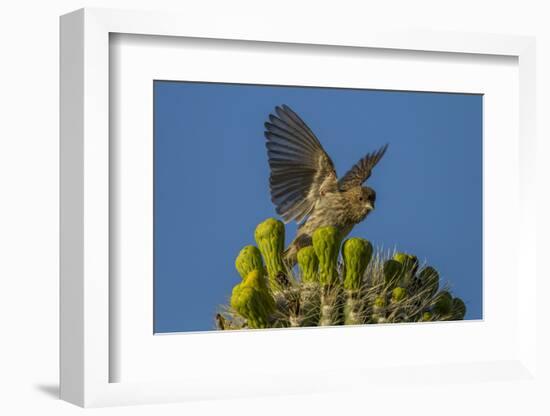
[153,81,482,333]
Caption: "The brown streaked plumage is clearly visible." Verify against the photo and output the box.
[264,104,388,264]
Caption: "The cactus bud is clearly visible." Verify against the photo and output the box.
[230,269,275,329]
[371,296,387,323]
[393,252,419,287]
[235,245,264,279]
[451,298,466,320]
[312,226,341,286]
[393,252,419,271]
[391,287,407,303]
[383,259,403,289]
[342,238,373,291]
[432,291,453,316]
[419,266,439,298]
[254,218,286,287]
[373,295,386,310]
[297,246,319,283]
[420,311,433,322]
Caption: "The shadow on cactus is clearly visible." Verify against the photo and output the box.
[216,218,467,330]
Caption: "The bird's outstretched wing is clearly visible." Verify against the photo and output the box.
[264,105,338,224]
[338,144,388,191]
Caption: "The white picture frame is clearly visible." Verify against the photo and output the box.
[60,7,538,408]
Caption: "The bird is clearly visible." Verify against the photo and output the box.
[264,104,388,265]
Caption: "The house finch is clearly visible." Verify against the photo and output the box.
[264,105,388,265]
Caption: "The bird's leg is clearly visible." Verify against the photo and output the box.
[215,313,226,330]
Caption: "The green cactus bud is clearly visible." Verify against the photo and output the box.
[230,281,243,304]
[393,252,419,287]
[420,311,433,322]
[391,287,407,303]
[373,295,386,310]
[393,252,418,271]
[451,298,466,320]
[342,238,373,291]
[230,269,275,329]
[235,245,264,279]
[297,246,319,283]
[312,226,341,286]
[383,259,403,289]
[254,218,286,287]
[432,291,453,316]
[419,266,439,298]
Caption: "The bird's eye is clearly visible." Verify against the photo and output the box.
[359,197,363,201]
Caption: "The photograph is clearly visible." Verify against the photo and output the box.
[153,81,482,333]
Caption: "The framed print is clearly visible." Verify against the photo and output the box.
[60,8,538,408]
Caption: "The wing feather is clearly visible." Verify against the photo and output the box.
[338,144,389,191]
[264,105,337,223]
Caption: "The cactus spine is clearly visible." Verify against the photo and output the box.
[383,259,403,289]
[419,266,439,298]
[393,252,419,287]
[450,298,466,320]
[432,290,453,317]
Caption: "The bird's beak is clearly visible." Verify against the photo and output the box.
[366,201,374,212]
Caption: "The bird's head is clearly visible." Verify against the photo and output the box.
[360,186,377,213]
[346,186,377,222]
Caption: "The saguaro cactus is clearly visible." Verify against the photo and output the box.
[219,220,468,330]
[235,245,264,279]
[254,218,286,289]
